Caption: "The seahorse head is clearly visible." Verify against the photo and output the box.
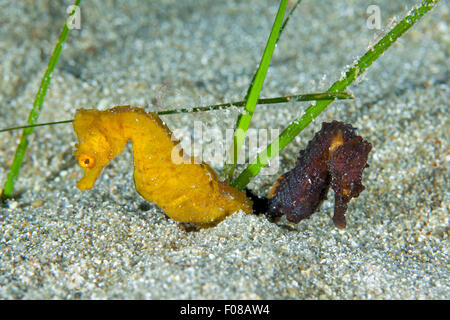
[73,109,114,190]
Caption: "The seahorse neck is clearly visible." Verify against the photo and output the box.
[111,108,175,171]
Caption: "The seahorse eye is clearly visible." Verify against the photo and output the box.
[79,154,95,168]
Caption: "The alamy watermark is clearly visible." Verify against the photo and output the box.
[366,5,382,30]
[66,5,81,30]
[170,121,280,176]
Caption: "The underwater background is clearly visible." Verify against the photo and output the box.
[0,0,448,299]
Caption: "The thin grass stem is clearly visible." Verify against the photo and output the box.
[222,0,289,181]
[1,0,82,200]
[0,92,352,133]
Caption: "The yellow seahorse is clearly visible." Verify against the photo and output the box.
[72,106,252,225]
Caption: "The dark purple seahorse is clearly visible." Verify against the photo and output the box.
[263,121,372,228]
